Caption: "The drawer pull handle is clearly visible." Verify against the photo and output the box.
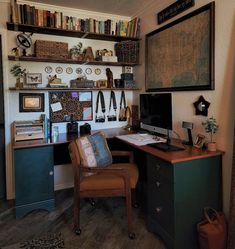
[155,164,161,171]
[156,181,161,187]
[49,171,54,176]
[156,207,162,213]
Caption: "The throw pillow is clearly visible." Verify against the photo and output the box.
[75,132,112,168]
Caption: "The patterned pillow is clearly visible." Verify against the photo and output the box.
[75,132,112,168]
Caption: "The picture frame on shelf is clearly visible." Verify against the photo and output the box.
[26,73,42,85]
[146,2,215,91]
[19,93,44,112]
[194,134,205,149]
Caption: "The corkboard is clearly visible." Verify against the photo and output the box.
[49,91,93,123]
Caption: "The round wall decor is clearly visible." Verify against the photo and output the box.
[66,67,73,74]
[95,68,101,75]
[76,67,83,74]
[85,68,92,75]
[45,66,53,74]
[55,66,63,74]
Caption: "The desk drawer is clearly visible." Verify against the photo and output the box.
[147,198,174,237]
[147,154,173,181]
[148,176,173,203]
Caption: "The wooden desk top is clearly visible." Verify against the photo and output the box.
[12,128,131,149]
[13,127,223,164]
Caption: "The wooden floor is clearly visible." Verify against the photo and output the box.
[0,189,167,249]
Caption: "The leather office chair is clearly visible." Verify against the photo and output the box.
[68,133,139,239]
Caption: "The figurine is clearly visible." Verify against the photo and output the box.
[106,68,113,88]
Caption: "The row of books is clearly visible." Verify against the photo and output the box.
[10,1,140,38]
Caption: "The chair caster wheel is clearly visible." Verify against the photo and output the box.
[129,232,135,239]
[75,228,81,235]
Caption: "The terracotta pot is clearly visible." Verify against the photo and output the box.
[207,142,217,152]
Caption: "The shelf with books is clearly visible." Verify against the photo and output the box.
[8,55,139,66]
[9,87,140,92]
[7,22,140,42]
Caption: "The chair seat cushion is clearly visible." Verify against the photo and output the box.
[80,163,139,191]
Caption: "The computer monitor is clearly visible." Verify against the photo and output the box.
[140,93,172,136]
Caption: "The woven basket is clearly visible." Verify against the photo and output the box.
[115,41,139,63]
[35,40,68,59]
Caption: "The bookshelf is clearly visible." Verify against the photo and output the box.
[7,22,140,42]
[8,55,139,66]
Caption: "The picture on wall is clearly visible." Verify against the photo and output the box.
[19,93,44,112]
[146,2,215,91]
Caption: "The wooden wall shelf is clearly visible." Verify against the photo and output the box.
[9,87,140,92]
[7,22,140,42]
[8,56,139,66]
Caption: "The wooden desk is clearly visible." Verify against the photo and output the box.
[13,129,222,249]
[115,136,222,249]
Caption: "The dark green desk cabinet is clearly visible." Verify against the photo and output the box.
[14,146,55,218]
[147,154,222,249]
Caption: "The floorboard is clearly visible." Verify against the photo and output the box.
[0,189,167,249]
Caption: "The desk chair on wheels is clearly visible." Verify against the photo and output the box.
[68,132,139,239]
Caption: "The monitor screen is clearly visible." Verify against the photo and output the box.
[140,93,172,135]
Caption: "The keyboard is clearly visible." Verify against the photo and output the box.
[148,142,185,152]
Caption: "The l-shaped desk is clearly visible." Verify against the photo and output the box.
[12,128,223,249]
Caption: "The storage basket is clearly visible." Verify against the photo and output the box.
[115,40,139,63]
[35,40,68,59]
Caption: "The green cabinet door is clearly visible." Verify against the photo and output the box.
[14,146,55,218]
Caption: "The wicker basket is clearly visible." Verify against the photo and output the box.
[115,41,139,63]
[35,40,68,59]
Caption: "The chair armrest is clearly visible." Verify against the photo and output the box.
[111,151,134,163]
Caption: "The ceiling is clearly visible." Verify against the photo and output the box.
[24,0,157,16]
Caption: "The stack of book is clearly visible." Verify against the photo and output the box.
[10,0,140,38]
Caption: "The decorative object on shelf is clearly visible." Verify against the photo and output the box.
[96,80,108,88]
[95,49,117,62]
[85,68,92,75]
[194,134,205,149]
[193,96,210,116]
[67,115,78,135]
[95,68,101,75]
[55,67,63,74]
[70,42,83,60]
[146,2,214,92]
[122,66,133,73]
[70,76,95,88]
[202,116,219,151]
[76,67,83,74]
[26,73,42,85]
[10,64,26,88]
[114,79,123,88]
[66,67,73,74]
[35,40,68,59]
[157,0,195,24]
[83,47,95,61]
[106,68,113,88]
[13,32,33,56]
[45,66,53,74]
[48,75,67,88]
[19,93,44,112]
[115,40,139,63]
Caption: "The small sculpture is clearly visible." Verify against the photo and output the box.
[106,68,113,88]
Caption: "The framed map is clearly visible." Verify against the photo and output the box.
[146,2,215,91]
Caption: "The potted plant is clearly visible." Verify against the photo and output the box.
[202,116,219,151]
[69,42,83,60]
[10,64,26,88]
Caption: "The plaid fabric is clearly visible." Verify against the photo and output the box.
[75,132,112,168]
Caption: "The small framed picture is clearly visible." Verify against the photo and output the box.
[96,80,107,88]
[194,134,205,149]
[19,93,44,112]
[26,73,42,85]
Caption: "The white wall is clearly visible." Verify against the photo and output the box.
[133,0,235,216]
[0,1,134,198]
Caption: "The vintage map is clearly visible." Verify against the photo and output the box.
[146,10,210,90]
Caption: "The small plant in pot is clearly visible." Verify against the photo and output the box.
[202,116,219,151]
[70,42,83,60]
[10,64,26,88]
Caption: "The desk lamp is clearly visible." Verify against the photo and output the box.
[182,121,193,146]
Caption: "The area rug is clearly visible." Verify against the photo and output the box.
[1,233,64,249]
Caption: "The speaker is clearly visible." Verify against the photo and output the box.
[131,105,139,130]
